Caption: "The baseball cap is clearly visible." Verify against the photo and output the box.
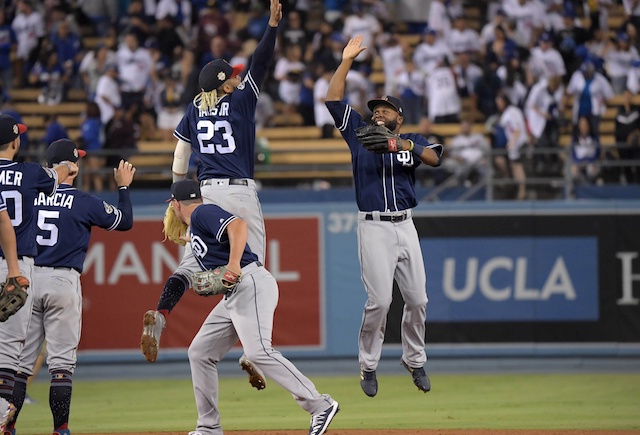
[539,31,552,43]
[367,95,404,115]
[0,114,27,145]
[45,139,86,166]
[198,59,244,92]
[169,180,201,202]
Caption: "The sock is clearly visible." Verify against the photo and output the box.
[0,368,16,400]
[6,372,27,427]
[49,370,73,430]
[156,274,188,313]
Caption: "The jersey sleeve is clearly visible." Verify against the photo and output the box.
[85,188,133,231]
[33,164,57,196]
[325,100,367,153]
[0,195,5,211]
[174,107,193,144]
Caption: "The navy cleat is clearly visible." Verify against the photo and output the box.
[401,360,431,392]
[360,369,378,397]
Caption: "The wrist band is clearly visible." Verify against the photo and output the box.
[407,139,415,152]
[60,161,73,172]
[411,142,425,157]
[119,186,128,190]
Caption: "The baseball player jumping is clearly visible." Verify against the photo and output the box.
[325,36,443,397]
[140,0,285,390]
[168,180,339,435]
[3,140,135,435]
[0,115,78,432]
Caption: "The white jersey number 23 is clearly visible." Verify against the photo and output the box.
[197,120,236,154]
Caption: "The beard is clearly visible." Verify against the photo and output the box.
[382,119,398,131]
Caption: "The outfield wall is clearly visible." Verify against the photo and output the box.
[78,199,640,362]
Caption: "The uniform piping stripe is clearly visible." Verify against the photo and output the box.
[338,105,352,131]
[106,208,122,231]
[382,155,388,211]
[216,216,238,241]
[390,156,398,211]
[174,130,190,143]
[246,72,260,99]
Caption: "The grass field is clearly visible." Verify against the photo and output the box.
[14,373,640,434]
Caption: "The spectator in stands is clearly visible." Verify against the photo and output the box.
[571,115,602,184]
[605,32,639,95]
[313,62,337,138]
[0,9,17,90]
[79,0,118,37]
[396,59,425,125]
[80,101,105,192]
[444,117,491,186]
[95,63,121,126]
[495,92,529,200]
[323,0,348,23]
[274,44,305,107]
[155,15,186,67]
[377,33,407,98]
[300,67,316,126]
[614,90,640,184]
[428,0,454,38]
[199,35,234,69]
[116,30,153,112]
[425,58,461,124]
[29,49,69,106]
[281,10,309,54]
[196,6,231,59]
[525,75,565,175]
[50,20,83,89]
[42,114,69,146]
[308,20,335,66]
[479,7,509,49]
[555,6,591,77]
[156,70,185,141]
[256,92,276,131]
[501,0,545,49]
[103,105,139,190]
[79,43,116,101]
[117,0,152,44]
[473,61,502,119]
[498,52,528,108]
[413,27,454,77]
[11,0,45,88]
[453,51,483,99]
[484,24,518,68]
[566,58,614,138]
[244,3,270,41]
[341,3,381,66]
[447,13,481,57]
[527,31,567,84]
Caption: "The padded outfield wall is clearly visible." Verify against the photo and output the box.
[76,195,640,362]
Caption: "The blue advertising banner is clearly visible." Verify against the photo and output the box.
[423,237,599,322]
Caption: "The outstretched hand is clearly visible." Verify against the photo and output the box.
[343,35,367,61]
[114,159,136,188]
[269,0,282,26]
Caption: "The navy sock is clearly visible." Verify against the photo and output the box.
[0,368,16,400]
[50,370,73,429]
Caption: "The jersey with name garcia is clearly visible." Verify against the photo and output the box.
[173,26,277,181]
[34,185,132,271]
[189,204,258,271]
[325,101,443,212]
[0,159,57,258]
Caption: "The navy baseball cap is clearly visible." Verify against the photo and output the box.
[367,96,404,115]
[198,59,244,92]
[46,139,86,165]
[169,180,202,202]
[0,114,27,145]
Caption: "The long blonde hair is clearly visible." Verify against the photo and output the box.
[194,89,219,111]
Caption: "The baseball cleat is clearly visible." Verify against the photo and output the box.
[401,359,431,392]
[360,369,378,397]
[239,356,266,390]
[308,400,339,435]
[0,398,16,432]
[52,430,70,435]
[140,310,165,363]
[4,429,15,435]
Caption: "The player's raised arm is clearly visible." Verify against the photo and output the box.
[245,0,282,87]
[326,36,367,102]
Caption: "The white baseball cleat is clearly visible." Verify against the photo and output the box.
[309,400,339,435]
[140,310,166,363]
[239,356,267,390]
[0,397,16,432]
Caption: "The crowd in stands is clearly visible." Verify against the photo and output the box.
[0,0,639,196]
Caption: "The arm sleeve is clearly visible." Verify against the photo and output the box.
[246,25,278,89]
[113,187,133,231]
[172,139,191,180]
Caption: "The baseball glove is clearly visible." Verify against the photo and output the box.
[0,276,29,322]
[194,266,242,297]
[163,202,188,246]
[355,124,401,154]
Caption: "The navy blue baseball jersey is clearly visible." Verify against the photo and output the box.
[189,204,258,271]
[0,194,5,211]
[325,101,443,212]
[173,26,278,180]
[0,159,57,258]
[34,185,133,272]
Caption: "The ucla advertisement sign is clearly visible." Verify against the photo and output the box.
[424,237,599,322]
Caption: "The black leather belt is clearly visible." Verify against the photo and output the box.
[201,178,248,187]
[365,212,408,222]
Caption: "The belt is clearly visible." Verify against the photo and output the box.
[364,212,409,223]
[201,178,248,187]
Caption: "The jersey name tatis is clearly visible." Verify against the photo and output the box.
[34,191,74,209]
[0,170,23,186]
[199,102,230,118]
